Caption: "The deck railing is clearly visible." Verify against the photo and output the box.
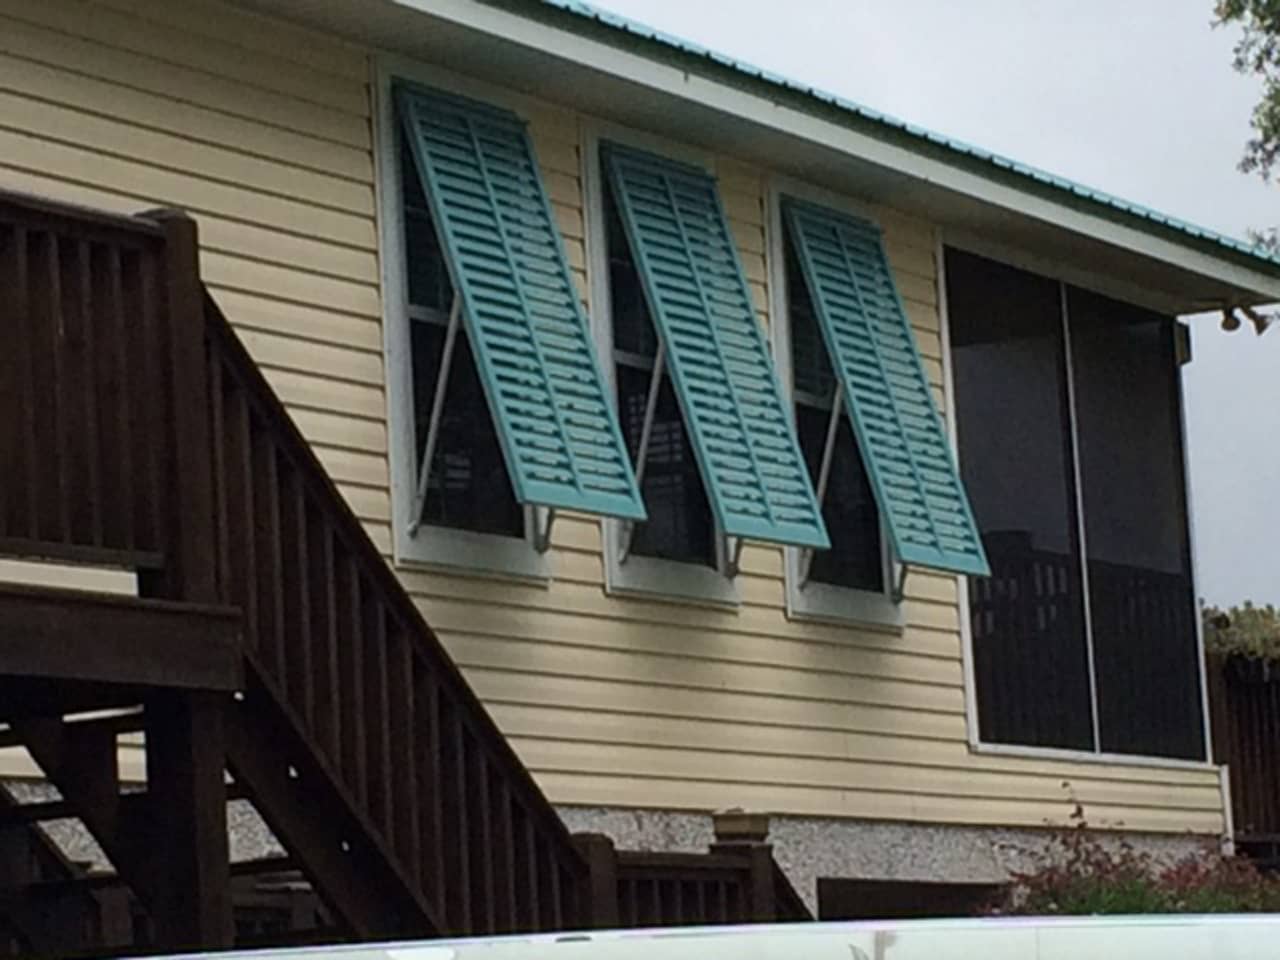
[202,292,590,936]
[0,196,173,571]
[0,188,809,947]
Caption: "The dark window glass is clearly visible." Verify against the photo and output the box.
[402,131,523,538]
[604,174,714,567]
[786,238,882,592]
[1068,288,1203,760]
[401,139,452,313]
[947,249,1094,752]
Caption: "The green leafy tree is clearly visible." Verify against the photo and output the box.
[1216,1,1280,185]
[1212,2,1280,324]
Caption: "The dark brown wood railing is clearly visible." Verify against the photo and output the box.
[0,195,172,571]
[200,292,590,937]
[576,834,811,928]
[0,190,810,945]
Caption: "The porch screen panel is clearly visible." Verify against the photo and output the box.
[601,143,828,549]
[398,86,646,521]
[783,199,988,576]
[947,249,1094,752]
[1068,288,1204,761]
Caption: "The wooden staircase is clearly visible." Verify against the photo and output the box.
[0,190,809,956]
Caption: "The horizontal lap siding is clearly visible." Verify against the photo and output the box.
[409,140,1222,835]
[2,0,1222,834]
[0,0,389,548]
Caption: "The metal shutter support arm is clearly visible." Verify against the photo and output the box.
[798,381,843,589]
[618,348,665,563]
[408,296,462,536]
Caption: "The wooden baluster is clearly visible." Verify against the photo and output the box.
[26,229,62,542]
[286,469,313,721]
[363,600,392,837]
[495,780,516,932]
[415,667,442,911]
[105,243,136,553]
[133,245,165,550]
[9,226,37,539]
[254,431,285,682]
[389,629,419,878]
[309,518,338,763]
[523,814,540,932]
[64,238,101,546]
[342,559,367,805]
[440,704,470,933]
[225,388,256,649]
[471,753,494,934]
[549,847,564,930]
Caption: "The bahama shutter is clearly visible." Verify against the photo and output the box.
[602,143,829,550]
[397,86,645,523]
[782,197,989,576]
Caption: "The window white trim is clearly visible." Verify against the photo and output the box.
[582,119,738,607]
[374,55,550,582]
[766,176,902,630]
[941,232,1215,771]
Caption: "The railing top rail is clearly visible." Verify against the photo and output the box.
[616,851,752,871]
[0,188,164,240]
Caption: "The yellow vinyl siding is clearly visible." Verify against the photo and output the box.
[0,0,1223,835]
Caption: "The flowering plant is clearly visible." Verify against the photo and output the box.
[987,802,1280,915]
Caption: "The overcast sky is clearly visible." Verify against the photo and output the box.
[593,0,1280,607]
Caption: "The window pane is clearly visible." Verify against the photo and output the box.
[786,236,881,592]
[1067,288,1203,760]
[401,138,453,312]
[616,364,716,566]
[796,405,883,591]
[411,320,524,538]
[947,249,1094,752]
[606,182,659,359]
[605,170,713,567]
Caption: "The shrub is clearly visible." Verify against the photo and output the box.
[987,803,1280,915]
[1203,602,1280,661]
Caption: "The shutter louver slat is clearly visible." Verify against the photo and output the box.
[783,197,989,577]
[604,144,828,549]
[399,87,645,522]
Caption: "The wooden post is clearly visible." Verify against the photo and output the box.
[710,809,776,923]
[136,210,231,949]
[141,208,216,605]
[572,833,619,929]
[144,690,233,949]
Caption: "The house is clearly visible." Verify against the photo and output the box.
[0,0,1276,953]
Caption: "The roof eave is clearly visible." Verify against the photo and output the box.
[238,0,1280,312]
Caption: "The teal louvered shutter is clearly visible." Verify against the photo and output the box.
[398,87,645,522]
[782,197,989,577]
[602,144,828,550]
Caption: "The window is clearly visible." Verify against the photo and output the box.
[783,225,885,595]
[588,139,829,602]
[381,81,644,576]
[771,193,986,624]
[401,138,524,540]
[604,171,716,568]
[947,248,1204,761]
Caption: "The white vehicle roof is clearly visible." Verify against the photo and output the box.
[153,915,1280,960]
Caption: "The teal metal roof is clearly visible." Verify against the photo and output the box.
[520,0,1280,277]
